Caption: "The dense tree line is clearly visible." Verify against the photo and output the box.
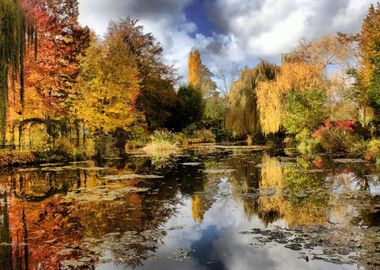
[2,0,380,160]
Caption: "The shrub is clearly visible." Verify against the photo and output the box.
[364,138,380,162]
[318,126,360,154]
[297,138,322,155]
[0,151,36,167]
[312,120,365,155]
[125,125,148,150]
[169,85,205,131]
[193,129,216,143]
[283,88,327,135]
[143,130,180,157]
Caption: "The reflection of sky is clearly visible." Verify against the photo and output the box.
[103,184,356,270]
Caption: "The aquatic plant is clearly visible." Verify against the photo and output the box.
[143,130,180,158]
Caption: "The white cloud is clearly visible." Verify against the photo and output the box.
[78,0,377,85]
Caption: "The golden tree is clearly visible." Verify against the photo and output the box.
[257,62,325,135]
[188,49,216,96]
[359,3,380,88]
[73,35,141,133]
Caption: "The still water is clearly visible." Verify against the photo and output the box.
[0,145,379,270]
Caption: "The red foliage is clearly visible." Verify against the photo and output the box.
[313,119,359,138]
[20,0,89,117]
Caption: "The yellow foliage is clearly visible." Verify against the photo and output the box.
[74,36,141,132]
[359,4,380,88]
[188,50,216,96]
[225,61,277,136]
[260,155,284,189]
[257,62,325,134]
[191,194,206,223]
[188,50,202,89]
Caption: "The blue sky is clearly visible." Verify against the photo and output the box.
[78,0,377,86]
[185,0,215,37]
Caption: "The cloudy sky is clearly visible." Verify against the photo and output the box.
[78,0,377,83]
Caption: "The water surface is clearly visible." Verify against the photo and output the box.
[0,146,379,269]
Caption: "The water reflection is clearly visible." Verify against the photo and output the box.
[0,149,378,269]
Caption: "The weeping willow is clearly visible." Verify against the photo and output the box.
[225,60,277,136]
[257,62,325,135]
[0,0,36,146]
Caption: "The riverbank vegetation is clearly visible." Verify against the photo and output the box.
[2,1,380,166]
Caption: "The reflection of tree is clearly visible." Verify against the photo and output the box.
[227,154,330,227]
[68,168,183,268]
[0,162,186,269]
[191,163,222,223]
[0,194,12,269]
[228,155,260,220]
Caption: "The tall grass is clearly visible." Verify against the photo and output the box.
[143,130,180,157]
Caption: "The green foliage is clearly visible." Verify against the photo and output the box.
[283,88,327,135]
[297,138,322,156]
[367,59,380,118]
[93,133,118,159]
[204,93,228,121]
[318,126,360,154]
[125,125,148,149]
[149,130,179,145]
[169,85,205,131]
[192,129,216,143]
[364,138,380,162]
[0,0,33,146]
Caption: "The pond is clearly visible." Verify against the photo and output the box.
[0,145,379,269]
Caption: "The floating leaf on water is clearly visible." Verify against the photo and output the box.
[204,169,235,174]
[102,174,164,180]
[169,248,192,261]
[181,162,201,166]
[332,158,365,163]
[17,167,40,172]
[57,248,74,255]
[40,163,66,167]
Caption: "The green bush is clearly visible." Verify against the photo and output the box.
[318,126,360,154]
[169,85,205,131]
[364,138,380,162]
[126,125,148,149]
[297,138,322,155]
[283,88,327,135]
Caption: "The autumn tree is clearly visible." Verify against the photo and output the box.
[283,35,354,70]
[358,3,380,120]
[225,60,277,137]
[106,18,177,130]
[188,50,217,97]
[4,0,90,149]
[257,62,326,135]
[22,0,89,119]
[359,4,380,88]
[73,36,141,134]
